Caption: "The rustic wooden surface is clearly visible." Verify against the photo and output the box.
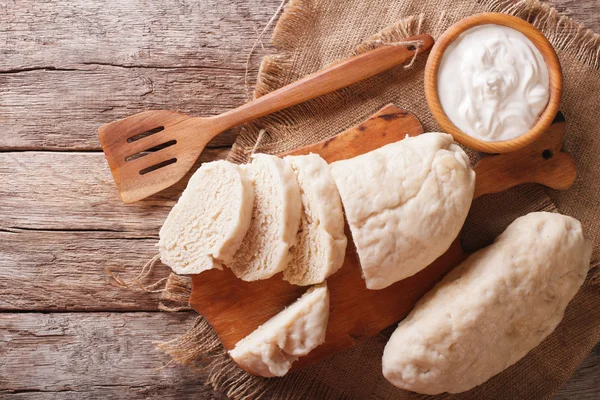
[0,0,597,398]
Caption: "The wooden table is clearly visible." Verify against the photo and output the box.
[0,1,597,398]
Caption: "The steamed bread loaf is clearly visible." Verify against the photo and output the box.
[382,212,592,394]
[158,160,254,275]
[283,154,347,286]
[229,154,302,281]
[330,133,475,290]
[229,283,329,377]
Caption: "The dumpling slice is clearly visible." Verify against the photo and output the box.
[229,154,302,281]
[283,154,347,285]
[229,283,329,377]
[158,160,254,275]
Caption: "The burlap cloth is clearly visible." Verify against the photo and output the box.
[158,0,600,398]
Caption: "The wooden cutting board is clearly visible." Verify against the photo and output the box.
[189,104,576,373]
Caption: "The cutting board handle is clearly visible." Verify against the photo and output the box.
[474,113,576,198]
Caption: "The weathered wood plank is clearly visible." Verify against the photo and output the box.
[0,0,594,70]
[0,149,229,234]
[547,0,600,30]
[0,0,279,151]
[0,67,250,150]
[554,343,600,399]
[0,1,596,152]
[0,0,597,398]
[0,311,597,398]
[0,230,167,311]
[0,0,278,71]
[0,312,224,399]
[2,388,223,400]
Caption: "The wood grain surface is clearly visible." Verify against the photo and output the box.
[0,312,224,399]
[0,0,597,398]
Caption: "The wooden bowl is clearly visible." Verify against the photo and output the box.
[424,13,563,153]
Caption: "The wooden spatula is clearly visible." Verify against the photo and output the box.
[189,104,576,373]
[98,35,434,203]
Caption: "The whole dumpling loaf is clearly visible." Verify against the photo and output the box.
[330,133,476,290]
[158,160,254,275]
[382,212,592,394]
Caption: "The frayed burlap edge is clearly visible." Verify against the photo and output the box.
[156,0,600,399]
[159,273,193,312]
[353,14,425,55]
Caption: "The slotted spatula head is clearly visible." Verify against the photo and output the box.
[98,110,219,203]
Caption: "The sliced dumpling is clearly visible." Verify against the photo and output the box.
[229,154,302,281]
[330,133,476,290]
[382,212,592,394]
[229,283,329,377]
[158,160,254,275]
[283,154,347,286]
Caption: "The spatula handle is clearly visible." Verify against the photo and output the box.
[211,34,434,132]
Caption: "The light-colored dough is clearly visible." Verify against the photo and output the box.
[229,283,329,377]
[229,154,302,281]
[158,160,254,275]
[330,133,475,290]
[283,154,347,286]
[382,212,592,394]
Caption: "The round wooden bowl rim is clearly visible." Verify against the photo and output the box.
[424,12,563,153]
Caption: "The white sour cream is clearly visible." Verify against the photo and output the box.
[437,24,550,142]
